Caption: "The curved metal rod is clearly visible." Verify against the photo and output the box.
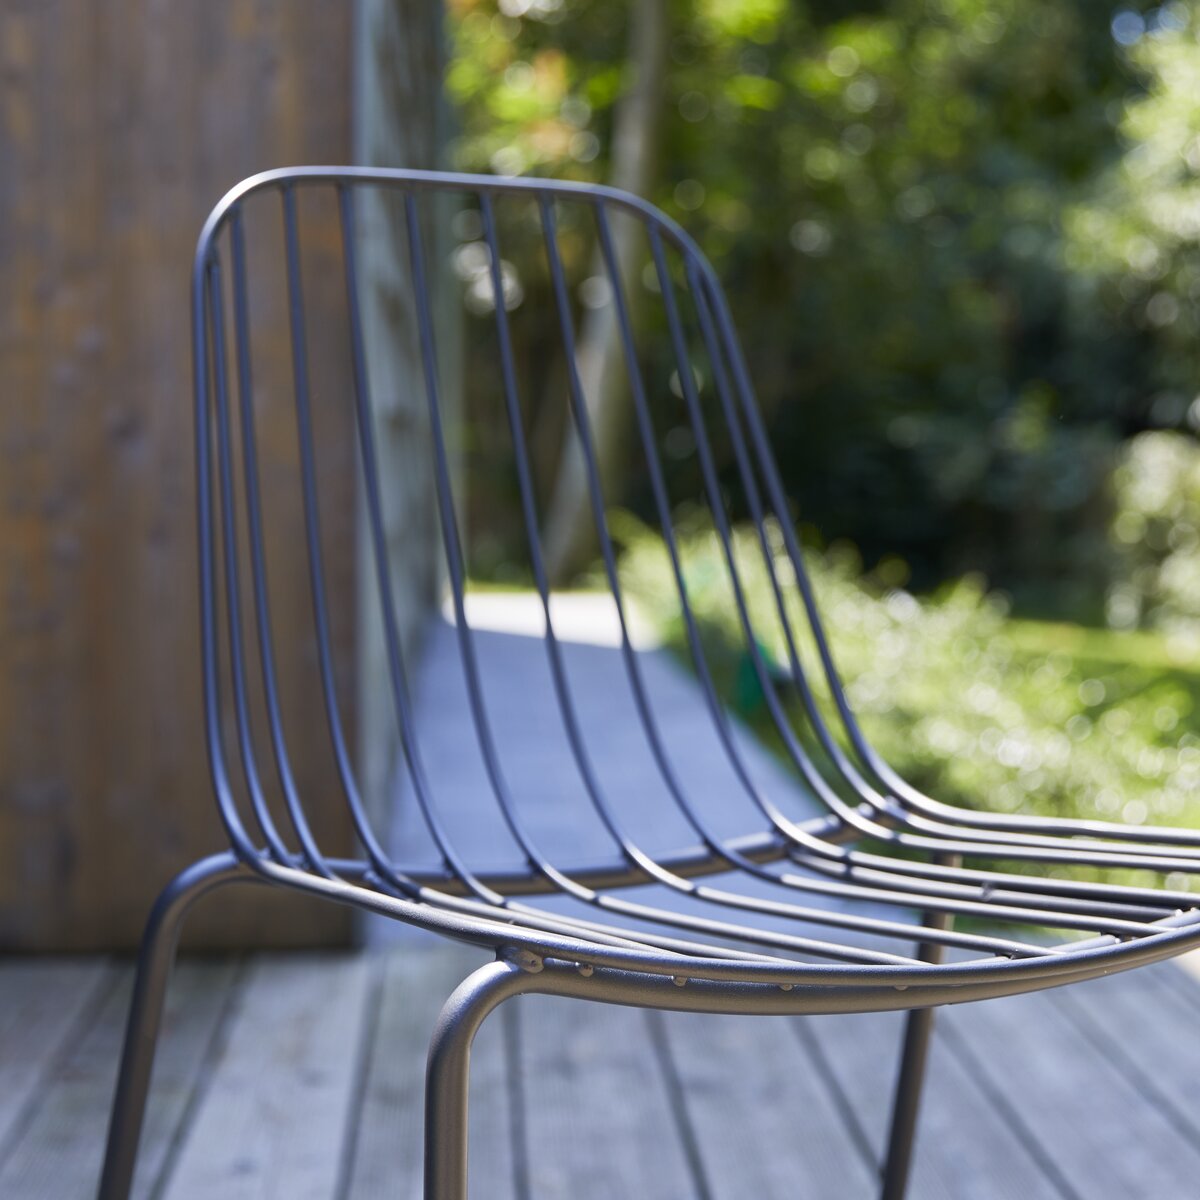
[391,191,921,967]
[227,210,334,874]
[699,255,1200,854]
[194,249,274,864]
[253,858,1200,992]
[98,853,260,1200]
[668,240,1200,873]
[206,256,298,865]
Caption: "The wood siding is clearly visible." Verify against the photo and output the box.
[0,1,383,949]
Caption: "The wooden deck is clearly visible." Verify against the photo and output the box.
[3,944,1200,1199]
[6,597,1200,1198]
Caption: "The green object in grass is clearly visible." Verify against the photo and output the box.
[732,640,793,716]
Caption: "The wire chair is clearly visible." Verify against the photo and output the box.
[99,167,1200,1200]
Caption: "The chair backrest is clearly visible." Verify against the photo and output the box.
[192,167,890,884]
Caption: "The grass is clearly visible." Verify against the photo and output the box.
[614,514,1200,890]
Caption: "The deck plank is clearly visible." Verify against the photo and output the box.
[1046,966,1200,1143]
[0,960,238,1200]
[343,940,517,1200]
[518,992,702,1199]
[799,1008,1072,1200]
[936,986,1200,1198]
[659,1009,876,1200]
[160,953,372,1200]
[0,959,112,1161]
[129,960,243,1200]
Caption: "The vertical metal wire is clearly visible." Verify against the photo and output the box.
[559,204,1068,956]
[227,207,332,874]
[206,252,292,862]
[402,187,608,906]
[591,208,824,842]
[193,244,261,863]
[684,259,892,815]
[549,199,853,867]
[481,190,668,877]
[337,183,498,902]
[643,225,882,839]
[280,184,399,874]
[591,204,890,866]
[698,264,903,795]
[696,269,1040,836]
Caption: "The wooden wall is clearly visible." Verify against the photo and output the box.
[0,1,441,950]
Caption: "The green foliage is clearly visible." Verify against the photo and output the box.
[617,515,1200,880]
[1067,3,1200,413]
[446,0,1187,604]
[1108,430,1200,635]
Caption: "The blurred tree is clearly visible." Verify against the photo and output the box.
[540,0,668,581]
[1109,430,1200,635]
[1068,2,1200,431]
[446,0,1176,611]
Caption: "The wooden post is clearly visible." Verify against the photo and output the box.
[0,1,443,950]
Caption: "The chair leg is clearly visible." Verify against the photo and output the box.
[879,999,939,1200]
[97,852,250,1200]
[879,854,961,1200]
[424,958,535,1200]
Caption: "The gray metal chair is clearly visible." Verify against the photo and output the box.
[99,167,1200,1200]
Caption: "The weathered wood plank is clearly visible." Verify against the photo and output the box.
[0,960,113,1160]
[0,959,238,1200]
[936,987,1200,1197]
[343,941,516,1200]
[800,1008,1068,1200]
[1047,966,1200,1144]
[1168,946,1200,990]
[518,992,701,1199]
[659,1009,876,1200]
[129,961,244,1200]
[160,953,372,1200]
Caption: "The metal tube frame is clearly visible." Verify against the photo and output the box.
[424,961,536,1200]
[97,853,257,1200]
[98,855,1200,1200]
[97,165,1200,1199]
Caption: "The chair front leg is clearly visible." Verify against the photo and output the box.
[424,957,539,1200]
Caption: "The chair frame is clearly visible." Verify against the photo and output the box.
[98,167,1200,1200]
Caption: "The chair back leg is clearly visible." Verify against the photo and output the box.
[879,853,961,1200]
[97,853,250,1200]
